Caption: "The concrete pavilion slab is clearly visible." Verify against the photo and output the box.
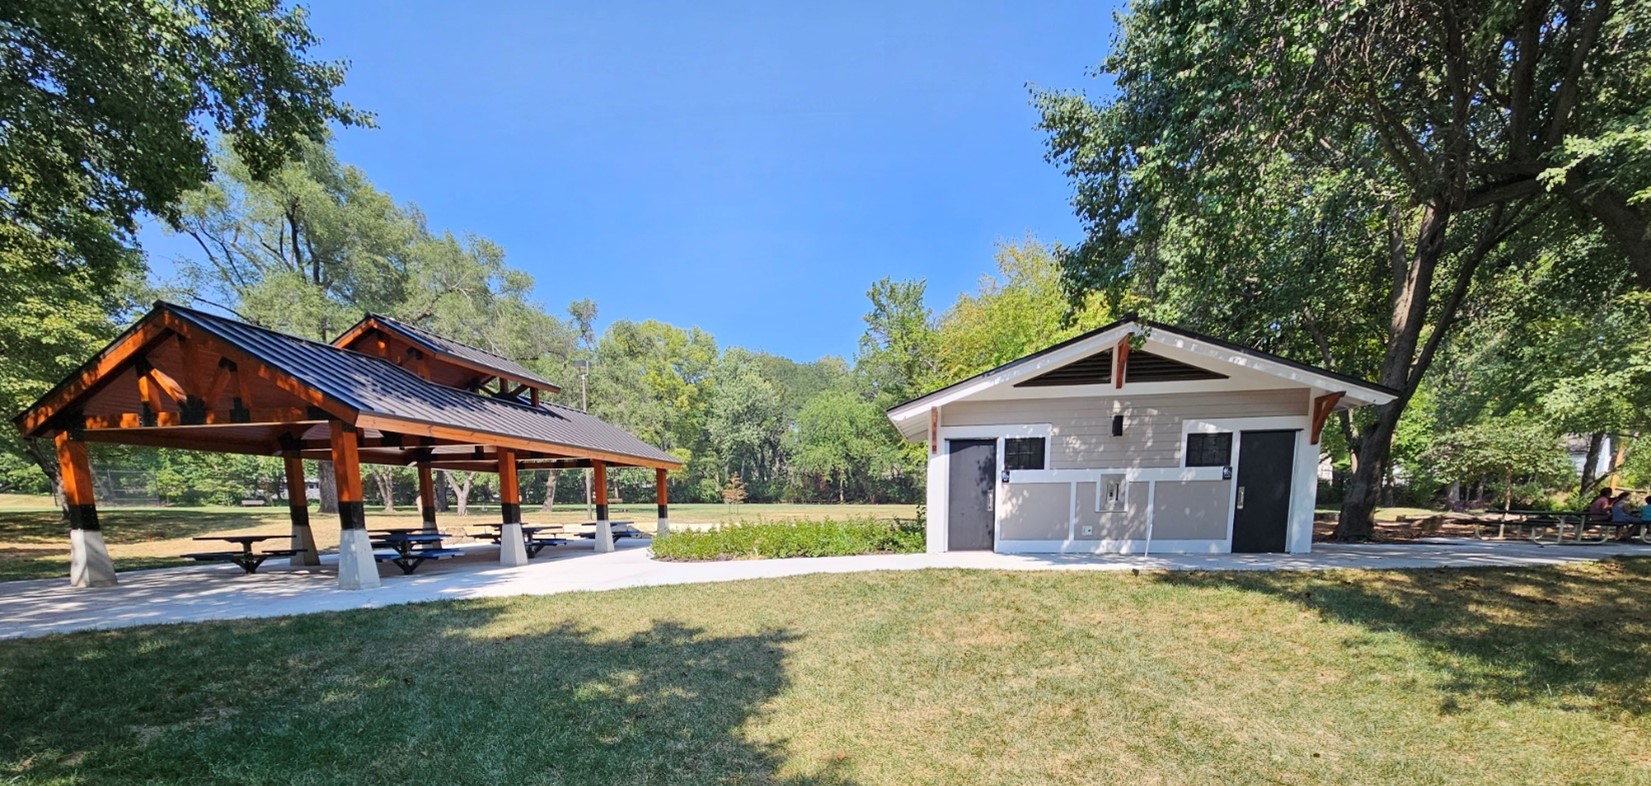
[2,537,1644,640]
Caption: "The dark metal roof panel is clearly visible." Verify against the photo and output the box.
[167,304,677,465]
[364,313,561,391]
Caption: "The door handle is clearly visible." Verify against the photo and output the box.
[1236,487,1246,510]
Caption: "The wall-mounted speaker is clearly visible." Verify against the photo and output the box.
[1112,414,1125,436]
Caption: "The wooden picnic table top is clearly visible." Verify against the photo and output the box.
[192,534,284,547]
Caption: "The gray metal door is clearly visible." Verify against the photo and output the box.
[947,439,996,550]
[1232,430,1295,553]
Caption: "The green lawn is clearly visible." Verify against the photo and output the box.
[0,498,917,581]
[4,561,1650,784]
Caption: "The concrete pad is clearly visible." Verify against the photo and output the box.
[1,538,1646,640]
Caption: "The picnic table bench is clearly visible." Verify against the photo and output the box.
[469,523,571,557]
[371,531,462,575]
[1472,510,1651,545]
[183,534,299,574]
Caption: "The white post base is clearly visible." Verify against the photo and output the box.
[69,529,117,588]
[499,522,529,566]
[336,529,381,590]
[290,523,321,566]
[656,517,669,537]
[595,520,615,553]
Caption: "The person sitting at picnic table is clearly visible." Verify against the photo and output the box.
[1586,489,1613,523]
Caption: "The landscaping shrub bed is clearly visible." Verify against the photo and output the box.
[650,517,924,560]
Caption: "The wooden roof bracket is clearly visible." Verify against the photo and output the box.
[1310,391,1346,445]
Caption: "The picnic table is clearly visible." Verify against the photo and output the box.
[575,521,646,540]
[371,531,462,575]
[468,523,568,557]
[1479,510,1651,545]
[183,534,299,574]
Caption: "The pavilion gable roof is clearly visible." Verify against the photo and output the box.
[15,303,679,468]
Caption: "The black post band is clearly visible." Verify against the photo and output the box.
[657,504,668,518]
[67,504,100,531]
[595,503,609,521]
[501,503,521,523]
[338,501,366,530]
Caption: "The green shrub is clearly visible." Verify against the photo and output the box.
[650,517,925,561]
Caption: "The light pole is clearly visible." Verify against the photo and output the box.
[574,359,591,518]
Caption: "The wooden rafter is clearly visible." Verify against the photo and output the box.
[1310,391,1346,445]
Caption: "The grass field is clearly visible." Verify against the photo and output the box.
[3,560,1649,784]
[0,495,917,582]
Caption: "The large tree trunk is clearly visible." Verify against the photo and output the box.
[24,438,65,512]
[540,469,559,513]
[445,470,472,517]
[1579,431,1605,497]
[372,466,395,513]
[1338,402,1402,538]
[317,459,338,514]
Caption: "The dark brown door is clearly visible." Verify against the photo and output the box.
[947,439,996,550]
[1232,430,1295,553]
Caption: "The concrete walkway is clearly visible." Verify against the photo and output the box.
[2,538,1646,640]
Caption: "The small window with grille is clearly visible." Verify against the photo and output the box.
[1003,437,1046,471]
[1185,432,1232,467]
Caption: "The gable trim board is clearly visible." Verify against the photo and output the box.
[887,317,1396,440]
[896,320,1390,556]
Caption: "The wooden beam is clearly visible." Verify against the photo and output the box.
[498,447,521,523]
[529,388,540,407]
[19,318,171,437]
[593,460,609,521]
[353,413,682,469]
[329,421,365,529]
[56,431,98,530]
[1114,332,1133,389]
[1310,391,1346,445]
[83,409,322,429]
[158,310,358,424]
[417,463,437,530]
[78,427,277,455]
[139,360,189,404]
[283,455,310,524]
[202,358,237,409]
[174,334,206,401]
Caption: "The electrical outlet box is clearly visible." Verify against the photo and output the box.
[1081,525,1095,536]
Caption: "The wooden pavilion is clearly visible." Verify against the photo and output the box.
[14,302,681,590]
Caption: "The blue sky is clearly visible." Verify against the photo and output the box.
[141,1,1120,362]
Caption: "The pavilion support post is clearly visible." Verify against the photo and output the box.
[283,455,320,566]
[593,461,614,553]
[417,463,438,533]
[57,431,115,588]
[497,448,528,566]
[329,421,380,590]
[655,467,669,537]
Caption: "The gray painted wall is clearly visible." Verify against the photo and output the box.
[1151,480,1232,539]
[999,484,1071,540]
[944,389,1307,470]
[952,389,1304,545]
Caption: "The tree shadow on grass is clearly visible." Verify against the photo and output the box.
[0,600,851,785]
[1152,556,1651,719]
